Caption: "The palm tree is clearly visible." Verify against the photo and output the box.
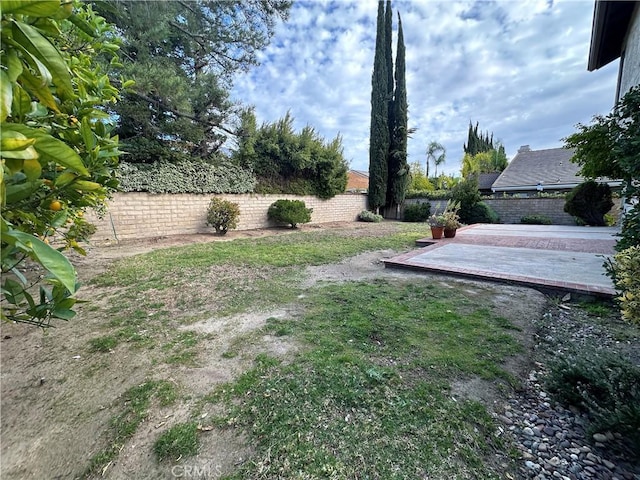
[426,141,446,178]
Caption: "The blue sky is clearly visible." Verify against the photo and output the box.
[231,0,620,177]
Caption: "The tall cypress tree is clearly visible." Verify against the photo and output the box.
[368,1,389,212]
[388,12,408,210]
[385,0,394,133]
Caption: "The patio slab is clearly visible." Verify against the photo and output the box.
[384,224,618,297]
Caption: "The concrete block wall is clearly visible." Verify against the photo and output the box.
[87,193,368,242]
[404,197,622,225]
[484,198,575,225]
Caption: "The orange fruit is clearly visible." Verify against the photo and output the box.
[49,200,62,211]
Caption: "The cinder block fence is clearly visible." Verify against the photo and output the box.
[87,193,368,242]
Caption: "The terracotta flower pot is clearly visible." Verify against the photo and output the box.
[444,228,457,238]
[430,226,444,239]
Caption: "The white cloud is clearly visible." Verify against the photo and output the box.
[231,0,619,177]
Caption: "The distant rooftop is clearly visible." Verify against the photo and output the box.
[492,146,580,191]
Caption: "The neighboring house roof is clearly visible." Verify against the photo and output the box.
[492,146,581,192]
[588,1,637,71]
[346,169,369,190]
[349,170,369,178]
[477,172,501,191]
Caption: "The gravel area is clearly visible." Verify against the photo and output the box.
[497,301,640,480]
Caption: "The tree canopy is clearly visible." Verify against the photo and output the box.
[234,110,348,199]
[1,0,122,326]
[564,85,640,251]
[368,1,390,212]
[369,1,408,214]
[95,0,291,163]
[387,12,409,210]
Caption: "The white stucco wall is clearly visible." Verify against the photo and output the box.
[619,4,640,99]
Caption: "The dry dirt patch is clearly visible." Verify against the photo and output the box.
[1,222,546,479]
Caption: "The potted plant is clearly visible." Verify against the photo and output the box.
[442,201,462,238]
[427,213,446,239]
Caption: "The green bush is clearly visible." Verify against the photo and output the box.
[450,177,500,224]
[521,214,552,225]
[405,189,452,200]
[545,349,640,453]
[564,181,613,226]
[267,199,312,228]
[358,210,383,223]
[608,246,640,324]
[403,202,431,222]
[206,197,240,235]
[467,202,499,224]
[118,160,256,194]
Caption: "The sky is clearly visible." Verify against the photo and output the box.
[230,0,620,177]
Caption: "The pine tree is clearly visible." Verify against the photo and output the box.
[368,1,389,212]
[388,12,408,210]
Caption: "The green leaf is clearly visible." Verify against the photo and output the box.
[50,210,68,228]
[11,19,74,100]
[80,117,96,150]
[11,84,32,119]
[67,13,96,38]
[5,181,40,204]
[1,145,38,160]
[23,157,42,180]
[3,229,78,293]
[1,123,89,175]
[6,49,24,83]
[1,0,60,16]
[18,67,60,112]
[0,70,12,123]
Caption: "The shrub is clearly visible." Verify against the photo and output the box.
[545,349,640,453]
[450,177,500,224]
[118,160,256,194]
[268,200,312,228]
[564,180,613,226]
[467,202,499,224]
[521,214,552,225]
[403,202,431,222]
[607,246,640,324]
[358,210,383,223]
[206,198,240,235]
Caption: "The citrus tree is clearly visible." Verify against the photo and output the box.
[1,0,124,327]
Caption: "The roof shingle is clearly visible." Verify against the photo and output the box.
[492,147,580,191]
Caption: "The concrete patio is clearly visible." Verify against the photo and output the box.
[384,224,619,297]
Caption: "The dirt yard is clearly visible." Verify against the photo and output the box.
[0,222,603,479]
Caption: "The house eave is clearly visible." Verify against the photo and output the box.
[492,180,623,193]
[588,1,636,71]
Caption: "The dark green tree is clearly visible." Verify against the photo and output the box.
[234,111,347,199]
[368,0,390,212]
[387,12,409,211]
[564,85,640,250]
[564,181,613,226]
[96,0,291,164]
[385,0,394,135]
[464,121,495,155]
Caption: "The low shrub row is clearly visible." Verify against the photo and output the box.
[206,198,313,234]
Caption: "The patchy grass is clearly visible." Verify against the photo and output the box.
[153,422,200,462]
[91,227,423,290]
[212,279,522,479]
[84,380,177,477]
[87,335,118,353]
